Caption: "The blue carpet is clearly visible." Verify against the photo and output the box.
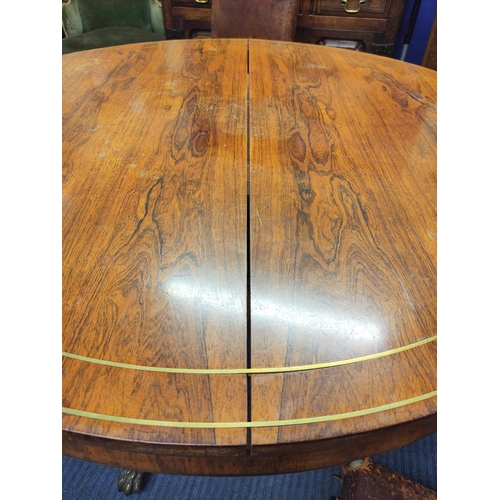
[63,433,436,499]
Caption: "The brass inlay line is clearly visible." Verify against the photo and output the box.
[62,335,436,375]
[63,390,436,428]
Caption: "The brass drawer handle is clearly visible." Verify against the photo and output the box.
[340,0,366,13]
[196,0,209,3]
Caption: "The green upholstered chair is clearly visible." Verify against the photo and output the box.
[62,0,166,54]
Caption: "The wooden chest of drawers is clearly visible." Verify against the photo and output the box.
[169,0,407,55]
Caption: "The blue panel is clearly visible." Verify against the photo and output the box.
[393,0,437,65]
[405,0,436,64]
[393,0,416,59]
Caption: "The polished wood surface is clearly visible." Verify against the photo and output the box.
[248,41,436,448]
[62,39,436,475]
[63,39,249,453]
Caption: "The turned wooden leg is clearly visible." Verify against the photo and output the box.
[117,469,147,496]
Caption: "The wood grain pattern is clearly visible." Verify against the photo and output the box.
[63,39,248,370]
[63,39,436,475]
[63,39,249,450]
[248,40,436,446]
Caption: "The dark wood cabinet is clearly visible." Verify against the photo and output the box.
[169,0,407,55]
[316,0,389,16]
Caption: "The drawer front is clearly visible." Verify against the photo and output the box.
[317,0,388,15]
[173,0,212,7]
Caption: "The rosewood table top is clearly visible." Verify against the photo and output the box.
[62,39,437,476]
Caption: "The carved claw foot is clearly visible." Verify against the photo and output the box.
[117,469,146,496]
